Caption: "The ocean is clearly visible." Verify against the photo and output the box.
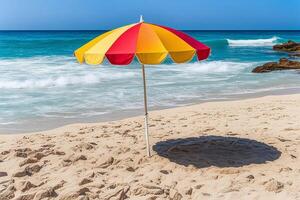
[0,30,300,133]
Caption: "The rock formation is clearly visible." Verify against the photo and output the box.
[252,58,300,73]
[273,40,300,53]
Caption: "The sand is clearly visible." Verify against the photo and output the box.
[0,94,300,200]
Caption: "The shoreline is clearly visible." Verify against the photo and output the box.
[2,86,300,135]
[0,92,299,199]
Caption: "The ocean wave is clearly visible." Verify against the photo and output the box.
[0,56,137,89]
[157,61,253,74]
[183,61,251,73]
[0,57,255,89]
[0,72,137,89]
[0,56,73,66]
[0,74,99,89]
[227,36,279,47]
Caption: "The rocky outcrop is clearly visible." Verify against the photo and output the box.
[252,58,300,73]
[273,40,300,53]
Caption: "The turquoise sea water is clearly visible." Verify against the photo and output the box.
[0,31,300,133]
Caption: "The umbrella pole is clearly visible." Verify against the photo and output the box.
[142,64,151,157]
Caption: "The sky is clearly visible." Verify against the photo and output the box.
[0,0,300,30]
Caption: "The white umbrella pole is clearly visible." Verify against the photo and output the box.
[142,64,151,157]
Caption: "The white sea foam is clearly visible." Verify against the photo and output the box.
[157,61,252,74]
[0,72,137,89]
[0,74,99,89]
[183,61,251,73]
[227,36,279,47]
[0,56,254,89]
[0,56,137,89]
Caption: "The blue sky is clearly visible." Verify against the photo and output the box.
[1,0,300,30]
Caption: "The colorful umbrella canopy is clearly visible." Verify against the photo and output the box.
[74,17,210,156]
[74,21,210,65]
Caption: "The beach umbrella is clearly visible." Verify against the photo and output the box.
[74,16,210,156]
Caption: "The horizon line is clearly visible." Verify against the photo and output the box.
[1,29,300,32]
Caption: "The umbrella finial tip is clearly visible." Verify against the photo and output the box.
[139,15,144,23]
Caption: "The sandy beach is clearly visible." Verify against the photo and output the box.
[0,94,300,200]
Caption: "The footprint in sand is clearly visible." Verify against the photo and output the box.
[264,179,284,193]
[79,178,93,186]
[19,157,39,167]
[20,181,37,192]
[97,157,115,168]
[13,164,42,177]
[72,142,94,152]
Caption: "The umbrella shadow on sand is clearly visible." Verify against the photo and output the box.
[152,135,281,168]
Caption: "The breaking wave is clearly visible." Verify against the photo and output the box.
[0,56,137,89]
[227,36,279,47]
[157,61,253,74]
[0,74,103,89]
